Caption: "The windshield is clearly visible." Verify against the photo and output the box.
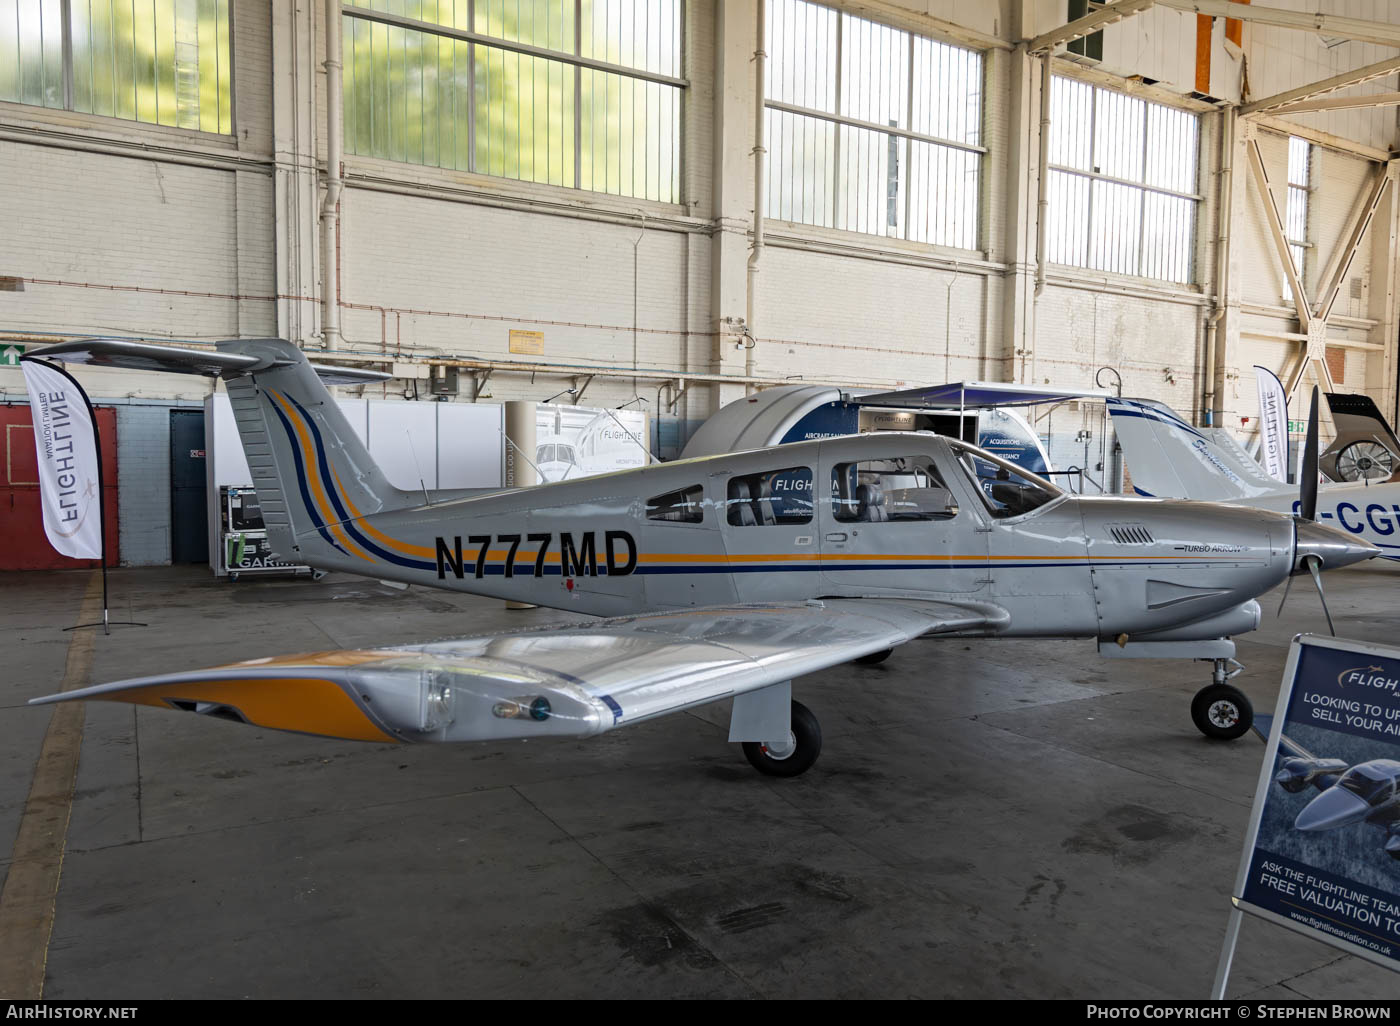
[537,444,577,464]
[949,439,1063,519]
[1335,762,1398,805]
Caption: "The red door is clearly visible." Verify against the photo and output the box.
[1,404,119,571]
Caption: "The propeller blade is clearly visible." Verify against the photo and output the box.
[1300,386,1320,522]
[1304,554,1336,636]
[1276,570,1295,619]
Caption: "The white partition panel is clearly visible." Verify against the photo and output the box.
[337,400,368,444]
[208,393,251,488]
[368,400,438,490]
[438,402,504,488]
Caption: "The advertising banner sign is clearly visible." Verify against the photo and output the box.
[534,405,647,483]
[1224,634,1400,982]
[1254,366,1290,483]
[19,358,104,560]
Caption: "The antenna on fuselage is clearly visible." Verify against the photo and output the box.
[405,429,431,508]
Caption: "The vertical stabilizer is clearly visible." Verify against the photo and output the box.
[216,339,415,562]
[1107,398,1280,501]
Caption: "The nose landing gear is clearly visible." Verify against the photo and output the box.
[1191,658,1253,741]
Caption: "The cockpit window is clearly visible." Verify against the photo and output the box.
[1336,763,1396,805]
[950,440,1063,520]
[831,457,958,523]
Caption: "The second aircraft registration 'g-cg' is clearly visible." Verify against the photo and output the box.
[25,339,1380,774]
[1107,395,1400,565]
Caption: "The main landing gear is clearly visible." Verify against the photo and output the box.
[1191,658,1253,741]
[742,700,823,777]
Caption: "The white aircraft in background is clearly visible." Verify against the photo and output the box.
[21,339,1377,770]
[1107,396,1400,566]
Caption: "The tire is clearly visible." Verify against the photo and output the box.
[742,700,822,777]
[1191,683,1253,741]
[855,648,893,666]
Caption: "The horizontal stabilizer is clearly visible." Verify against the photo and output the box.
[30,599,1006,744]
[25,338,390,385]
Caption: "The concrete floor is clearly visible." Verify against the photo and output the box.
[3,565,1400,999]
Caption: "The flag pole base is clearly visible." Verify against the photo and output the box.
[62,621,147,633]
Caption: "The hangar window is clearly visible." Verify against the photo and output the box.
[342,0,684,204]
[726,468,813,526]
[763,0,983,250]
[647,484,703,523]
[1046,76,1199,284]
[0,0,232,133]
[1284,136,1311,303]
[831,457,957,523]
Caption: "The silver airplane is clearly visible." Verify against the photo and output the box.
[1256,714,1400,860]
[24,339,1379,776]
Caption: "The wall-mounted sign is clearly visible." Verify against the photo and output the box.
[509,330,544,355]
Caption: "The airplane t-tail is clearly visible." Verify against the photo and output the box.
[22,340,1379,774]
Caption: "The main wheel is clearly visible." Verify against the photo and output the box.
[742,700,822,777]
[1191,683,1253,741]
[856,648,893,666]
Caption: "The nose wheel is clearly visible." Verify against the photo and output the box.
[1191,659,1253,741]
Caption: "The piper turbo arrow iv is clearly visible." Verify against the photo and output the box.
[25,339,1379,774]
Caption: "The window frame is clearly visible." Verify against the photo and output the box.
[725,466,815,527]
[830,455,958,524]
[1046,74,1202,285]
[646,484,705,525]
[341,1,687,203]
[1,0,235,134]
[1284,134,1312,303]
[761,0,986,249]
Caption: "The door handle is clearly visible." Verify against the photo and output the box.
[825,532,848,542]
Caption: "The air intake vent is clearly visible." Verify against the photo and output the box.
[1109,524,1154,545]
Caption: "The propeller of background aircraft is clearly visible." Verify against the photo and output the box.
[1278,387,1336,634]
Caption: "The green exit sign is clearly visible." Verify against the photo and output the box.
[0,343,24,367]
[1287,420,1306,433]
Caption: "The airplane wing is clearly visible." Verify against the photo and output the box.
[28,338,389,385]
[30,599,1008,744]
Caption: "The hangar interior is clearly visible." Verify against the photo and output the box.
[2,0,1399,566]
[4,0,1400,1002]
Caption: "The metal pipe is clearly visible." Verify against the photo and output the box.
[745,0,767,388]
[1205,107,1234,426]
[1033,53,1052,298]
[321,0,345,349]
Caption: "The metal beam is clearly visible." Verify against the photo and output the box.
[1240,54,1400,116]
[1315,170,1393,324]
[1244,136,1311,326]
[1272,92,1400,116]
[1160,0,1400,49]
[1027,0,1157,55]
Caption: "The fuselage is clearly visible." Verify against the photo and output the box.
[286,432,1317,646]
